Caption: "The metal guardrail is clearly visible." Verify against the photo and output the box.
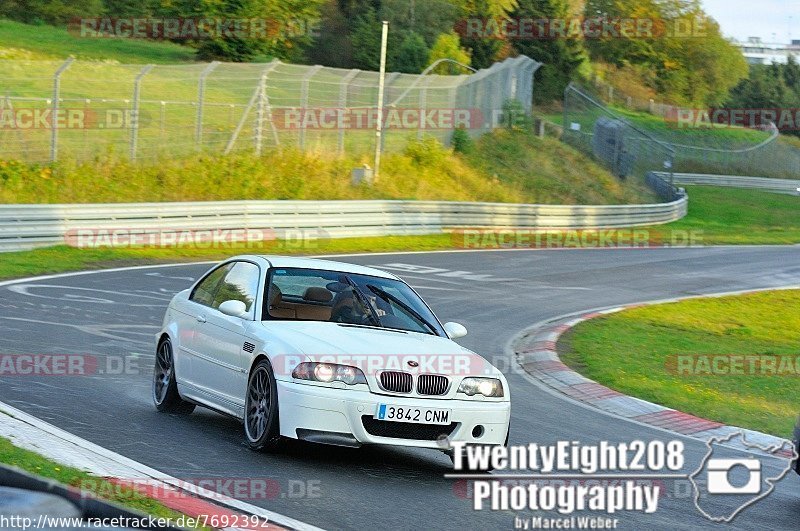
[0,197,688,252]
[665,172,800,195]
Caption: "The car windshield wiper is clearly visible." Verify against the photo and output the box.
[342,275,382,327]
[366,284,437,335]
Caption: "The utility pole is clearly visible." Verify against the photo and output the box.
[373,20,389,182]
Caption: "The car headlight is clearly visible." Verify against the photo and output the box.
[458,377,504,397]
[292,362,367,386]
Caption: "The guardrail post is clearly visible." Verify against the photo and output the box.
[195,61,219,150]
[50,58,74,162]
[299,65,322,151]
[338,69,360,154]
[130,65,153,161]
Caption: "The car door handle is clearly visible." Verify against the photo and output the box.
[196,314,207,323]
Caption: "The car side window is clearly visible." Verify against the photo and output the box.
[190,263,233,307]
[211,262,260,314]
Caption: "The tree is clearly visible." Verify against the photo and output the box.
[0,0,103,25]
[583,0,747,106]
[381,0,459,47]
[307,0,355,67]
[394,32,430,73]
[162,0,326,62]
[512,0,585,103]
[350,7,385,70]
[428,31,472,74]
[454,0,518,68]
[103,0,159,17]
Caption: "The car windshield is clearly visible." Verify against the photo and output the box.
[264,267,444,336]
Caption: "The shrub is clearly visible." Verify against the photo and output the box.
[403,136,448,166]
[451,127,474,154]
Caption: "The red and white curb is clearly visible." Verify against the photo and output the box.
[512,289,799,460]
[0,401,322,531]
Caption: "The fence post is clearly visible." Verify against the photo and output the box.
[130,65,153,161]
[448,79,461,144]
[50,58,74,162]
[338,69,360,154]
[226,60,278,155]
[526,60,542,114]
[379,72,400,153]
[195,61,219,149]
[255,73,267,156]
[417,75,435,140]
[299,65,322,151]
[159,101,167,141]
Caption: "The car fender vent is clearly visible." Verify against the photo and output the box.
[243,342,256,353]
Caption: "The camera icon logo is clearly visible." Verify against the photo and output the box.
[706,458,761,495]
[690,431,797,522]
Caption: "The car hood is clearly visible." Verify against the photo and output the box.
[259,320,501,378]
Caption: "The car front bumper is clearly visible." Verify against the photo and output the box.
[276,380,510,449]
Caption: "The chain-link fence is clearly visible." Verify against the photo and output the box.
[562,83,676,194]
[579,79,800,179]
[0,56,540,163]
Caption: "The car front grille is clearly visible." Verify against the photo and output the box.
[379,371,413,393]
[417,374,449,396]
[361,416,457,441]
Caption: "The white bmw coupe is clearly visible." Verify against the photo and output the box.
[153,255,510,461]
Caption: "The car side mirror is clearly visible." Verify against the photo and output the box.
[219,300,247,318]
[443,322,467,339]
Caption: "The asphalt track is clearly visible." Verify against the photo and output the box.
[1,246,799,530]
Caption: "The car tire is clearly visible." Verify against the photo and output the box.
[244,358,284,452]
[153,338,195,414]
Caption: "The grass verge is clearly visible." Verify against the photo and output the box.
[559,290,800,437]
[0,435,208,528]
[0,132,651,205]
[645,186,800,245]
[0,235,456,281]
[0,19,196,63]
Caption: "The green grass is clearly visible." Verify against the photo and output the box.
[646,185,800,244]
[610,105,770,144]
[0,235,456,281]
[548,103,771,145]
[0,19,196,63]
[0,435,208,528]
[0,131,653,205]
[560,290,800,437]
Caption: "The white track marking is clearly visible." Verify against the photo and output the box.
[0,401,322,531]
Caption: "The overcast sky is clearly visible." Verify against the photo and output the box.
[703,0,800,43]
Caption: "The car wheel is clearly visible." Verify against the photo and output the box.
[153,338,195,414]
[244,359,283,451]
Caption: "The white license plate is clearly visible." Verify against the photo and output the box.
[374,404,451,425]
